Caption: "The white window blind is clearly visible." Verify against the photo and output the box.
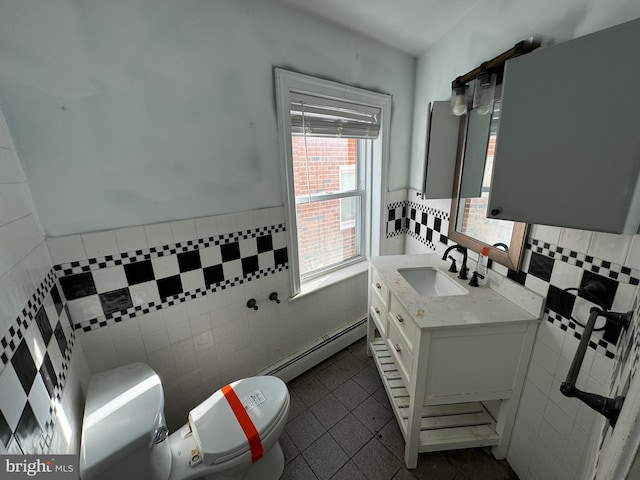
[290,92,381,139]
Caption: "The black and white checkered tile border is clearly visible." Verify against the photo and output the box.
[54,224,286,276]
[0,270,57,366]
[544,308,617,359]
[73,264,289,332]
[529,239,640,286]
[0,268,76,454]
[385,200,449,239]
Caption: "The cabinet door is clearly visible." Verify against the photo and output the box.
[421,101,461,199]
[488,19,640,233]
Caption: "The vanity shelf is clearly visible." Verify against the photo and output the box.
[370,339,501,451]
[367,254,542,469]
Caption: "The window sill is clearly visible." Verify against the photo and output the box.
[289,260,369,302]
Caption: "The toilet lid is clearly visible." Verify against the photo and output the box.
[189,376,288,465]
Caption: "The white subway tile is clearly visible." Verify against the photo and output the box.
[66,296,103,323]
[162,303,189,325]
[544,399,575,438]
[47,235,86,265]
[589,352,613,386]
[167,321,192,345]
[194,216,218,240]
[216,214,238,235]
[252,208,271,229]
[108,320,142,344]
[114,336,147,364]
[171,219,196,243]
[530,224,561,245]
[0,364,28,429]
[136,311,167,335]
[549,261,583,291]
[114,226,148,253]
[269,207,285,225]
[625,235,640,270]
[142,329,171,353]
[144,223,174,248]
[129,281,160,307]
[558,228,592,255]
[91,266,127,293]
[181,269,205,292]
[82,231,119,258]
[588,232,632,265]
[86,347,118,374]
[199,246,222,268]
[151,255,179,279]
[532,340,560,374]
[185,296,209,319]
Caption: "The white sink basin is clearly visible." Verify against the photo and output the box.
[398,267,468,297]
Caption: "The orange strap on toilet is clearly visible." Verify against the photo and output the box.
[221,384,264,463]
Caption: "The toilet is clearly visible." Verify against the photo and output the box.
[79,363,290,480]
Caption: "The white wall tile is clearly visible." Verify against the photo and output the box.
[181,269,205,292]
[549,261,584,291]
[114,226,148,253]
[108,320,142,344]
[530,224,561,245]
[0,216,43,277]
[46,235,87,265]
[588,232,632,265]
[625,235,640,270]
[66,296,103,323]
[86,346,118,374]
[216,213,237,235]
[0,365,28,429]
[171,219,196,244]
[167,320,192,344]
[129,281,160,307]
[194,216,218,239]
[144,223,174,248]
[252,208,271,229]
[79,326,113,352]
[143,329,171,353]
[91,266,127,293]
[559,228,593,254]
[0,183,31,227]
[236,211,255,231]
[162,303,189,325]
[81,231,119,258]
[151,255,179,279]
[136,311,167,335]
[114,336,147,364]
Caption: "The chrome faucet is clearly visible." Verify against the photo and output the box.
[442,244,469,280]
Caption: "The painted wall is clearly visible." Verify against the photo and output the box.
[0,108,89,455]
[409,0,640,190]
[0,0,415,237]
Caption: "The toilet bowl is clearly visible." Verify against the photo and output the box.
[79,363,290,480]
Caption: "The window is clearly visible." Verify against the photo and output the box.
[275,69,391,297]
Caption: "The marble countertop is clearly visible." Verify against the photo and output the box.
[370,254,542,330]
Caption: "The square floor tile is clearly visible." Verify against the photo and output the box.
[315,364,349,391]
[353,396,393,434]
[281,454,318,480]
[352,437,401,480]
[331,461,367,480]
[303,432,349,480]
[333,378,368,410]
[329,413,373,457]
[309,393,349,429]
[285,409,326,452]
[292,376,329,407]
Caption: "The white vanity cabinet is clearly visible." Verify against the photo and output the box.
[367,255,541,469]
[487,18,640,233]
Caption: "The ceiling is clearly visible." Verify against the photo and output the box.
[276,0,483,56]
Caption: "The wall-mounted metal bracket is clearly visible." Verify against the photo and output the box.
[560,306,633,427]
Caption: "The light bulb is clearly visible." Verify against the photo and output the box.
[451,85,468,116]
[473,72,496,116]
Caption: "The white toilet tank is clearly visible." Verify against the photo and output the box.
[80,363,172,480]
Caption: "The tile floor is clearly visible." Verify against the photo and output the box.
[280,337,519,480]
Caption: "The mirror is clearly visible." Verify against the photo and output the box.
[448,87,528,271]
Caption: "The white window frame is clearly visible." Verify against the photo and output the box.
[339,164,358,230]
[274,68,391,298]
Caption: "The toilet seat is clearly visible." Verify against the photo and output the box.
[188,376,289,466]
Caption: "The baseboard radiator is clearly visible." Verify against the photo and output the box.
[260,318,367,383]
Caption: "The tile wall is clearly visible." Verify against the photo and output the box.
[0,110,88,456]
[50,208,369,430]
[389,189,640,480]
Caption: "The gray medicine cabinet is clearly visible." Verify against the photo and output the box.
[487,18,640,234]
[420,101,460,199]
